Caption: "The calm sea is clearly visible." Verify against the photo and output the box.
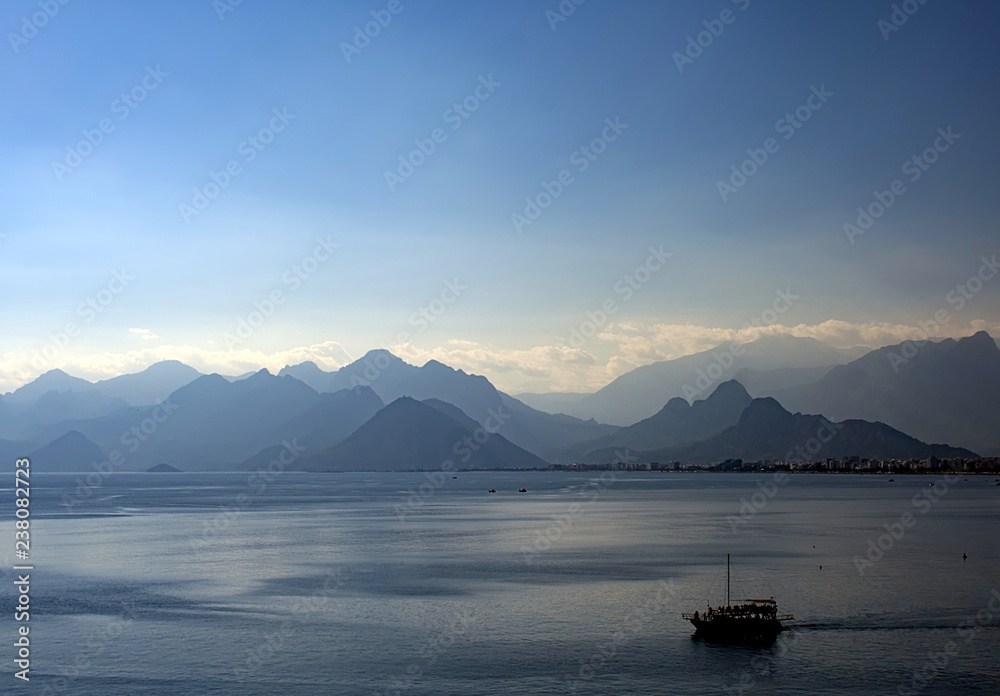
[5,471,999,695]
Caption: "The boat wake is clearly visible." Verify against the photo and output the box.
[787,619,979,632]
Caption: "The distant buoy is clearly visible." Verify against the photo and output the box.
[963,553,967,561]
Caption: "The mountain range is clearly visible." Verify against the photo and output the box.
[562,334,869,426]
[1,332,995,472]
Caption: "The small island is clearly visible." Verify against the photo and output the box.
[147,463,183,473]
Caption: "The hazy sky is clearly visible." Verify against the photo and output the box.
[2,0,999,393]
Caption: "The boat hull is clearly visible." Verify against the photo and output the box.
[688,617,784,644]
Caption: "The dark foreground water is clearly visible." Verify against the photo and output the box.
[4,472,999,695]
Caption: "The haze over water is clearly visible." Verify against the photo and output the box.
[9,471,998,695]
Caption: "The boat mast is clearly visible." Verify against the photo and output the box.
[726,554,730,606]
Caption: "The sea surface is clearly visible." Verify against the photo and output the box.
[4,471,999,695]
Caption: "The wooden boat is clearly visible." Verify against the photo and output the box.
[682,554,793,643]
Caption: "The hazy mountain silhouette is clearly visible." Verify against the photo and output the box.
[294,397,547,471]
[567,334,868,426]
[0,362,201,441]
[6,334,993,470]
[775,331,1000,455]
[16,370,374,470]
[0,390,129,440]
[137,369,323,468]
[282,351,500,421]
[572,380,753,459]
[3,369,93,403]
[513,391,590,415]
[6,361,200,409]
[29,430,106,472]
[0,438,33,466]
[591,397,977,466]
[280,351,617,460]
[92,360,201,405]
[733,364,837,396]
[269,385,384,450]
[275,360,332,390]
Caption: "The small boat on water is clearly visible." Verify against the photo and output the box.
[682,554,793,644]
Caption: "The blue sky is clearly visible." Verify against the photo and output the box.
[2,0,999,393]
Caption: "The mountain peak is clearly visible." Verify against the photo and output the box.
[738,397,791,426]
[958,330,999,355]
[144,360,193,371]
[706,379,751,402]
[29,430,106,472]
[361,349,402,363]
[663,396,689,410]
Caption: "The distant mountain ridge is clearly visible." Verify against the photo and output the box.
[566,334,869,426]
[4,333,994,471]
[583,390,977,466]
[570,380,753,460]
[772,331,1000,455]
[29,430,105,472]
[293,397,548,472]
[4,361,202,407]
[279,351,618,462]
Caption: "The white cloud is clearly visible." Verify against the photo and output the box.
[0,340,356,393]
[2,320,996,395]
[128,327,159,341]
